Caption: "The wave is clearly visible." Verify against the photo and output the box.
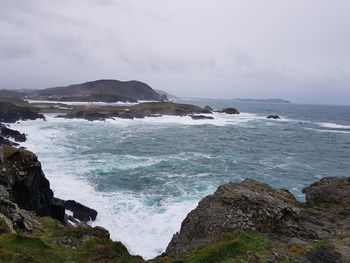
[317,122,350,130]
[8,119,211,259]
[305,128,350,134]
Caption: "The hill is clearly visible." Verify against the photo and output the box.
[155,89,179,100]
[24,79,167,103]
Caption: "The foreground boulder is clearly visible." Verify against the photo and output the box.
[167,179,303,254]
[302,177,350,207]
[166,177,350,262]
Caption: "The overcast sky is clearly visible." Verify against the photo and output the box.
[1,0,350,104]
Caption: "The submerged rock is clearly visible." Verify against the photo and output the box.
[267,115,281,119]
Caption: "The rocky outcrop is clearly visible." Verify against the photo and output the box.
[0,145,98,226]
[267,115,281,119]
[0,99,45,123]
[56,111,108,121]
[302,177,350,207]
[0,136,17,146]
[56,102,212,121]
[0,145,62,221]
[0,125,26,142]
[64,200,98,222]
[204,105,213,111]
[166,177,350,262]
[190,115,214,120]
[219,107,240,115]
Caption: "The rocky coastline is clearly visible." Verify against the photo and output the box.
[0,138,349,262]
[0,98,349,262]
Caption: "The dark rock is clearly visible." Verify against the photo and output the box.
[56,111,108,121]
[55,102,212,121]
[0,126,26,142]
[302,177,350,207]
[0,212,15,233]
[190,115,214,120]
[267,115,281,119]
[305,246,342,263]
[166,177,350,255]
[0,100,45,123]
[67,215,80,225]
[220,107,240,115]
[204,105,213,112]
[166,179,304,254]
[50,198,65,224]
[0,136,18,146]
[64,200,97,222]
[0,198,26,231]
[0,145,64,223]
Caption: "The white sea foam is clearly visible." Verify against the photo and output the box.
[7,111,286,259]
[9,118,203,259]
[104,112,266,127]
[305,128,350,134]
[317,122,350,129]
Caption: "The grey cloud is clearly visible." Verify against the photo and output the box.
[0,0,350,104]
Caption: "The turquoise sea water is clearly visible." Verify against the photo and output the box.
[11,99,350,259]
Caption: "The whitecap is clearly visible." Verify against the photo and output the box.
[317,122,350,129]
[305,128,350,134]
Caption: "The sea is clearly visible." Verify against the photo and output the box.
[10,99,350,259]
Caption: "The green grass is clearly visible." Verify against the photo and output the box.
[0,217,144,263]
[313,239,328,248]
[150,230,268,263]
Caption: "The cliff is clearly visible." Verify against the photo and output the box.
[0,144,143,262]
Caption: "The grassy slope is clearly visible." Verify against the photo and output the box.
[0,218,143,263]
[0,217,335,263]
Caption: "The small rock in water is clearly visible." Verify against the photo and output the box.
[267,115,280,119]
[220,107,240,115]
[190,115,214,120]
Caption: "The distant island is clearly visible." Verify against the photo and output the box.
[182,97,291,103]
[233,98,291,103]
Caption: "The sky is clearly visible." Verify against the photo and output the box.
[1,0,350,105]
